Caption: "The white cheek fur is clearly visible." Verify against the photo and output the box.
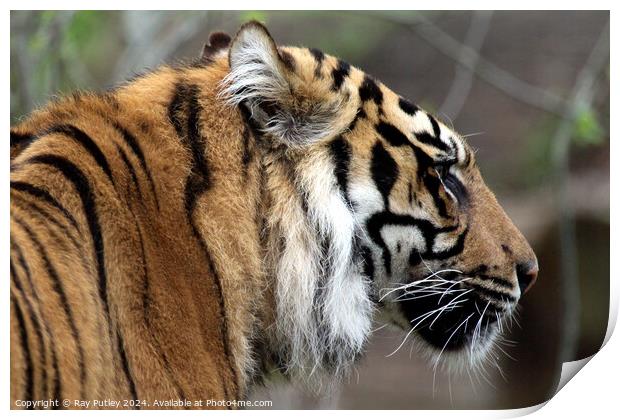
[432,231,460,254]
[379,225,425,280]
[268,150,374,387]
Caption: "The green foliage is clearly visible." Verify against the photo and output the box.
[234,11,394,63]
[572,107,604,147]
[517,107,607,189]
[239,11,268,23]
[307,12,392,62]
[66,11,108,53]
[520,117,557,187]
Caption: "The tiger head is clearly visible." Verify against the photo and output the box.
[221,22,538,382]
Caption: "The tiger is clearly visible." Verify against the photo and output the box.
[10,21,538,409]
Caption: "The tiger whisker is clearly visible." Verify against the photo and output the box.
[437,278,470,304]
[466,365,479,396]
[461,131,485,138]
[495,341,517,361]
[433,313,475,372]
[396,282,465,299]
[371,323,389,333]
[394,289,462,302]
[512,312,522,330]
[493,358,508,383]
[429,289,473,329]
[388,270,463,287]
[380,279,459,301]
[470,300,490,364]
[386,299,468,357]
[398,283,459,295]
[495,310,504,334]
[477,358,497,390]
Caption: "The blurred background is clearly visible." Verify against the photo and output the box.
[10,10,610,410]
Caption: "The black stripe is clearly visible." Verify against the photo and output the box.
[360,245,375,281]
[116,145,143,198]
[11,262,49,400]
[168,83,189,138]
[376,121,410,147]
[464,148,473,167]
[49,346,60,408]
[388,111,449,153]
[25,154,138,400]
[366,211,461,276]
[10,181,80,232]
[117,333,139,404]
[359,75,383,105]
[11,293,34,407]
[47,125,116,186]
[426,227,469,260]
[348,108,366,132]
[168,82,237,402]
[27,154,110,320]
[11,130,35,149]
[428,115,441,138]
[331,60,350,91]
[182,84,211,206]
[241,126,252,180]
[279,49,296,72]
[371,141,399,209]
[187,104,236,404]
[12,216,86,399]
[111,122,160,210]
[375,123,452,217]
[376,121,437,178]
[415,131,450,152]
[119,180,185,402]
[11,241,37,315]
[398,98,419,116]
[329,136,352,208]
[477,274,514,290]
[309,47,325,62]
[423,169,450,219]
[11,240,61,403]
[472,284,517,303]
[167,83,211,211]
[11,194,82,252]
[309,48,325,78]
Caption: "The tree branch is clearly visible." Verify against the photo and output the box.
[551,20,610,364]
[438,11,493,120]
[367,12,568,117]
[110,11,209,84]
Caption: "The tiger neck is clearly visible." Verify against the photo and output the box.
[251,130,375,387]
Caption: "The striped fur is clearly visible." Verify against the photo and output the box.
[10,21,536,408]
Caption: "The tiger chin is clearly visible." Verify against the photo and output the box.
[10,21,537,408]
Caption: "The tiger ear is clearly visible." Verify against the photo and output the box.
[201,31,231,63]
[223,21,343,147]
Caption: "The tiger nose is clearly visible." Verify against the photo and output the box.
[516,261,538,296]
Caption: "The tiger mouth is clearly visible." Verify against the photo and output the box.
[395,281,513,352]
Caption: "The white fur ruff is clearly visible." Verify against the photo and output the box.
[264,148,374,387]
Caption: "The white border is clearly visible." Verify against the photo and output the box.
[3,1,618,10]
[4,3,616,418]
